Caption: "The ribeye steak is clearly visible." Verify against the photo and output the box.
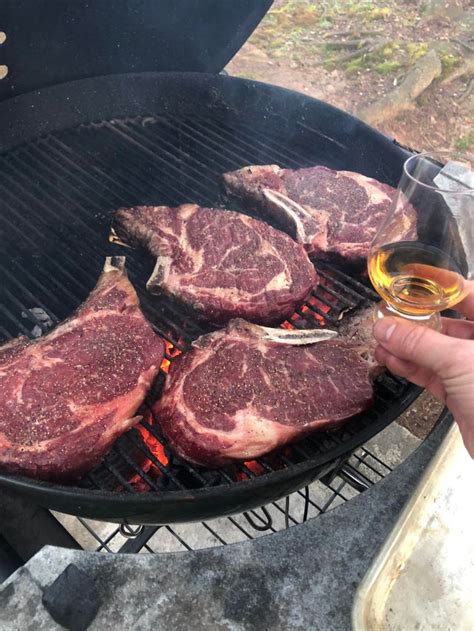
[154,319,373,467]
[113,204,317,325]
[223,164,416,262]
[0,257,164,481]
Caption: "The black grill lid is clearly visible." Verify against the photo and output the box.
[0,0,273,101]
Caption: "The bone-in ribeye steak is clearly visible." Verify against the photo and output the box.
[113,204,317,325]
[154,319,373,467]
[223,164,416,262]
[0,257,164,481]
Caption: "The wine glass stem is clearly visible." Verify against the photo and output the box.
[375,302,442,331]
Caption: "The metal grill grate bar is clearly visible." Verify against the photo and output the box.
[159,117,246,172]
[0,180,98,303]
[103,123,218,206]
[191,117,301,168]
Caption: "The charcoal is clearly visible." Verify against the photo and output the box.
[42,564,100,631]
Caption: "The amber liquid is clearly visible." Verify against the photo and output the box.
[368,241,467,316]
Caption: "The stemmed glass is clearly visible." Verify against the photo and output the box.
[368,151,473,331]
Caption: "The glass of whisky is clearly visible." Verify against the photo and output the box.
[368,151,473,330]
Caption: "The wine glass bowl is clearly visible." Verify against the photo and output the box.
[368,151,474,330]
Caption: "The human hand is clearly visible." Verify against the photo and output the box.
[373,286,474,457]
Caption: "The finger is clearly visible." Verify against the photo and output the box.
[376,345,425,381]
[456,417,474,459]
[374,345,389,365]
[454,280,474,321]
[375,346,446,400]
[373,316,465,374]
[441,317,474,340]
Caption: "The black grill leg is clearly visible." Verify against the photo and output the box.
[0,534,23,581]
[0,489,81,562]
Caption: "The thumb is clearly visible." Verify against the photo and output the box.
[373,317,463,374]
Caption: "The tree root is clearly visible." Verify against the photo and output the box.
[441,56,474,85]
[458,77,474,103]
[451,38,474,54]
[336,47,371,63]
[328,39,390,64]
[357,50,442,126]
[324,39,369,50]
[328,30,382,38]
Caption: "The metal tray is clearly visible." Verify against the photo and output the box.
[352,422,474,631]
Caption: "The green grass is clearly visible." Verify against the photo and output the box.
[454,130,474,152]
[406,42,428,64]
[375,59,401,74]
[319,18,332,28]
[438,47,462,77]
[345,57,368,74]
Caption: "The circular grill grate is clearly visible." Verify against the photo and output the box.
[0,114,421,521]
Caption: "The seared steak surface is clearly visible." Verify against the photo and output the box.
[223,164,413,262]
[0,258,164,481]
[114,204,317,325]
[154,319,373,467]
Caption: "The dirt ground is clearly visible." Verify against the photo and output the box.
[227,0,473,153]
[396,390,443,438]
[226,0,469,437]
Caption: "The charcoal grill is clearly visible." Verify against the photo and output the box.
[0,72,423,524]
[0,1,426,526]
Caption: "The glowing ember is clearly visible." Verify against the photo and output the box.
[307,296,331,325]
[160,340,182,374]
[236,459,265,481]
[126,409,170,488]
[244,460,264,475]
[128,338,184,486]
[137,408,168,465]
[281,294,332,329]
[138,423,169,467]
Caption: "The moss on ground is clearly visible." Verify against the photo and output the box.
[375,59,401,74]
[438,47,462,77]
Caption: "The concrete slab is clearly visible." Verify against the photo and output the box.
[0,417,449,631]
